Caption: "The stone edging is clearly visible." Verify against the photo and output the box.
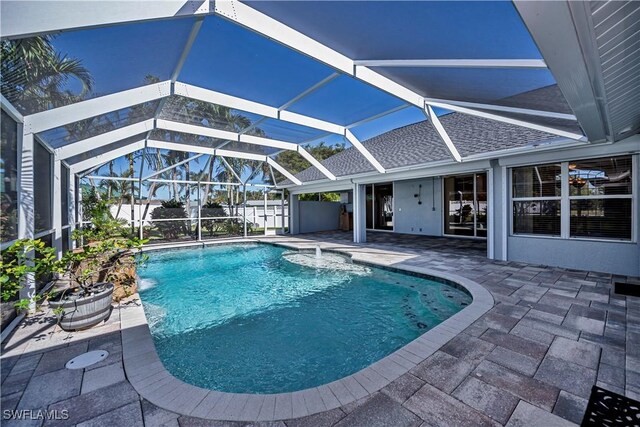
[121,238,494,422]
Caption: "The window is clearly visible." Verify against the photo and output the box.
[511,156,634,240]
[569,157,632,240]
[511,165,561,236]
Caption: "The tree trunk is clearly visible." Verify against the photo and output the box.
[203,155,215,202]
[107,161,114,200]
[172,168,179,201]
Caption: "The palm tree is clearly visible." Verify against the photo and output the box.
[1,36,93,113]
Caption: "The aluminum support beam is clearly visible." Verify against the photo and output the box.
[68,172,76,249]
[344,129,386,173]
[147,140,298,186]
[17,131,34,240]
[142,153,204,180]
[278,73,340,111]
[23,81,171,134]
[425,105,462,162]
[17,130,36,310]
[172,17,205,82]
[297,146,336,180]
[157,119,336,180]
[1,95,23,123]
[267,157,302,186]
[353,59,547,68]
[281,190,286,234]
[426,101,587,141]
[514,1,609,142]
[424,98,577,120]
[1,0,212,39]
[174,82,345,134]
[219,157,242,182]
[69,140,146,174]
[55,119,154,160]
[156,119,299,151]
[52,159,63,258]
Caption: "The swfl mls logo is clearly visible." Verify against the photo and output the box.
[3,409,69,420]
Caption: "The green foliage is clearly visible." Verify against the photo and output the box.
[0,239,58,309]
[80,187,127,241]
[150,200,189,240]
[201,200,227,237]
[223,218,252,236]
[0,231,147,313]
[1,36,93,112]
[298,193,341,202]
[58,232,146,292]
[271,142,345,183]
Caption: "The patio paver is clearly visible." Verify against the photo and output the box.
[1,233,638,426]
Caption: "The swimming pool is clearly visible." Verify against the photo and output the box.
[138,243,471,394]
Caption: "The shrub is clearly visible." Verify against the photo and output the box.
[150,200,189,240]
[201,200,227,237]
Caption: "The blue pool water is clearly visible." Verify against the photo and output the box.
[138,244,471,393]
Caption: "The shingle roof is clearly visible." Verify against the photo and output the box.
[285,111,566,185]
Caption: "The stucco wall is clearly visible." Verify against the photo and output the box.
[393,178,442,236]
[507,236,639,276]
[298,201,341,233]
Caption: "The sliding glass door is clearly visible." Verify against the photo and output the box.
[365,183,393,231]
[444,173,487,238]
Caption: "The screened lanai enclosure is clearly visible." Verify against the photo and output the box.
[2,1,640,303]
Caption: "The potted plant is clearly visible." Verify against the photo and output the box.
[48,232,146,331]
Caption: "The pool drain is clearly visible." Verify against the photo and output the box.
[65,350,109,369]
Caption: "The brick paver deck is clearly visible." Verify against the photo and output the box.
[1,234,638,427]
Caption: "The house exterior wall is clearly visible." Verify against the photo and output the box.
[507,235,638,276]
[288,136,639,276]
[298,201,341,233]
[393,177,442,236]
[505,152,639,277]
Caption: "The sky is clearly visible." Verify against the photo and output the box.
[50,1,551,189]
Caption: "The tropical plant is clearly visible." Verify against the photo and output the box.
[1,36,93,113]
[80,187,127,242]
[0,239,58,310]
[55,231,146,297]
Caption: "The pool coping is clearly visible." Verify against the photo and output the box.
[122,238,494,421]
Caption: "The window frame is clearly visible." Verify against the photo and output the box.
[510,164,562,238]
[510,155,636,243]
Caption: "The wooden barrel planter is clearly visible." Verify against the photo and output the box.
[48,283,114,331]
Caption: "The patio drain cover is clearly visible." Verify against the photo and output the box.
[65,350,109,369]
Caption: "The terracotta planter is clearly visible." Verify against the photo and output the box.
[48,283,114,331]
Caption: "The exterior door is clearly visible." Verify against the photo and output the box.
[444,173,487,238]
[365,183,393,230]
